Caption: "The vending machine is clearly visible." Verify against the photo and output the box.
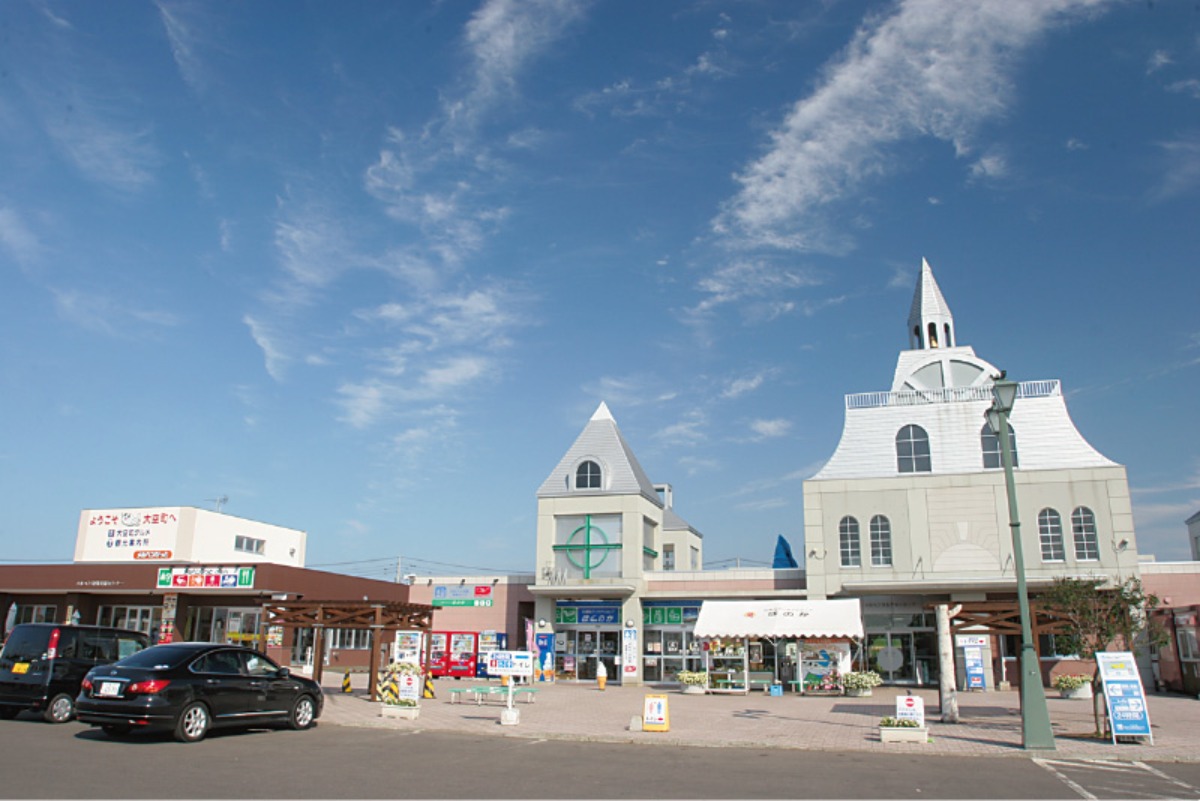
[392,630,424,666]
[447,632,478,679]
[475,631,508,677]
[428,632,450,677]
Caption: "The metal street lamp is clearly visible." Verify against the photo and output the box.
[987,374,1057,751]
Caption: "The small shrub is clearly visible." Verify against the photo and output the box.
[879,716,920,728]
[1052,673,1092,691]
[842,670,883,690]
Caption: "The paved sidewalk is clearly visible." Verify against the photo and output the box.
[313,673,1199,762]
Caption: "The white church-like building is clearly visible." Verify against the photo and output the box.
[802,259,1137,685]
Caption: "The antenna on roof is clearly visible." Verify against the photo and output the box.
[207,495,228,513]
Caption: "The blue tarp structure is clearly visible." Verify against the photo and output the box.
[772,535,799,569]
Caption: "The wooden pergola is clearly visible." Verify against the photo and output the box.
[259,599,434,700]
[947,601,1072,651]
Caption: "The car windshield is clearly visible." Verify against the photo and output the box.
[0,627,51,662]
[115,644,199,670]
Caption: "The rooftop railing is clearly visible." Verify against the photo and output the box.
[845,379,1060,410]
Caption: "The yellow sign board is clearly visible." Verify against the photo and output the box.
[642,694,669,732]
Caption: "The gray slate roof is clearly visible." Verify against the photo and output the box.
[537,402,662,505]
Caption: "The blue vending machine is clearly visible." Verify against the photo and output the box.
[475,631,508,678]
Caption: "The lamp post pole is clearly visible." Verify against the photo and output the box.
[989,376,1056,751]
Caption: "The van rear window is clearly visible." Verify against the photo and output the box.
[0,627,53,662]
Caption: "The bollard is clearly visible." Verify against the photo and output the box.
[423,672,436,699]
[342,670,352,693]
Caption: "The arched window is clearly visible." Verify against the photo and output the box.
[927,322,939,348]
[575,460,601,490]
[981,423,1019,469]
[1038,508,1065,562]
[1072,507,1100,561]
[839,516,861,568]
[944,323,953,348]
[896,425,932,473]
[913,325,923,349]
[869,515,892,567]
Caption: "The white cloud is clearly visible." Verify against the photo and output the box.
[43,101,158,192]
[723,373,766,399]
[1165,79,1200,100]
[1146,49,1172,75]
[969,152,1008,181]
[155,1,211,95]
[653,409,707,447]
[749,418,792,439]
[455,0,588,129]
[1066,137,1088,151]
[243,315,290,381]
[1149,136,1200,202]
[714,0,1115,253]
[51,287,178,336]
[0,206,41,267]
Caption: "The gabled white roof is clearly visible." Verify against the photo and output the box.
[692,599,863,639]
[908,257,952,331]
[537,402,662,504]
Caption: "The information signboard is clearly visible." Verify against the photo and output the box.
[484,651,534,678]
[895,694,925,727]
[642,695,669,732]
[1096,652,1153,744]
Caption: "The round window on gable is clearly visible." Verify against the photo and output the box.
[575,460,602,490]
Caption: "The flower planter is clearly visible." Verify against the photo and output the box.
[681,685,705,695]
[879,726,927,743]
[380,705,420,721]
[845,687,873,697]
[1059,684,1093,700]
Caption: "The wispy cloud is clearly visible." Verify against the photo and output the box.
[155,1,212,96]
[0,206,41,268]
[714,0,1115,254]
[653,409,708,447]
[1146,49,1172,75]
[749,418,792,439]
[53,287,179,336]
[1149,135,1200,202]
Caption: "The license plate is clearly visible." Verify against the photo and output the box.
[12,663,29,675]
[98,682,122,697]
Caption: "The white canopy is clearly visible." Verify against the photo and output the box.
[691,599,863,640]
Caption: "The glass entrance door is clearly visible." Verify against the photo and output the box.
[868,632,915,682]
[561,628,620,683]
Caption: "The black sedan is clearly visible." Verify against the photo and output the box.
[76,642,323,742]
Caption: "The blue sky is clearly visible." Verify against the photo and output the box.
[2,0,1197,578]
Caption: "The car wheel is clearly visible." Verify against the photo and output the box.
[0,708,19,720]
[43,693,74,723]
[289,695,316,730]
[101,724,132,737]
[174,702,210,743]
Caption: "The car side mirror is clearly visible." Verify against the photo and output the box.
[276,667,291,678]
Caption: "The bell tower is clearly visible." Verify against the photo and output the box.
[907,258,955,351]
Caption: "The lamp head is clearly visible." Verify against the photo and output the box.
[991,377,1018,413]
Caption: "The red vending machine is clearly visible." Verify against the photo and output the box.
[428,632,450,677]
[447,632,478,679]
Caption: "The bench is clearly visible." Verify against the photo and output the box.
[470,686,508,705]
[511,687,538,704]
[447,687,474,704]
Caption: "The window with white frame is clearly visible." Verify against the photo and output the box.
[1038,508,1065,562]
[839,516,861,567]
[981,422,1019,469]
[575,460,602,490]
[1178,628,1199,661]
[1071,507,1100,561]
[662,543,675,571]
[327,629,372,649]
[896,425,932,473]
[15,605,57,625]
[869,515,892,567]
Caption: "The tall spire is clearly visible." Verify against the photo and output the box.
[907,258,955,350]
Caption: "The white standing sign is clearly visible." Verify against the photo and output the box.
[485,651,534,677]
[895,694,925,727]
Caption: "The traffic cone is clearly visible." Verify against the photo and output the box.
[342,670,352,693]
[423,671,436,699]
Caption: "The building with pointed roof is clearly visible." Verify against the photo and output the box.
[803,259,1138,687]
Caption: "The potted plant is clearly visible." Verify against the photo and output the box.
[878,715,928,743]
[377,662,422,720]
[1052,673,1094,700]
[677,670,708,694]
[842,670,883,697]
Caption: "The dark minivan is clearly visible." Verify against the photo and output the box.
[0,624,150,722]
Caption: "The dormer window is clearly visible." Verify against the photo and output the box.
[575,460,602,490]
